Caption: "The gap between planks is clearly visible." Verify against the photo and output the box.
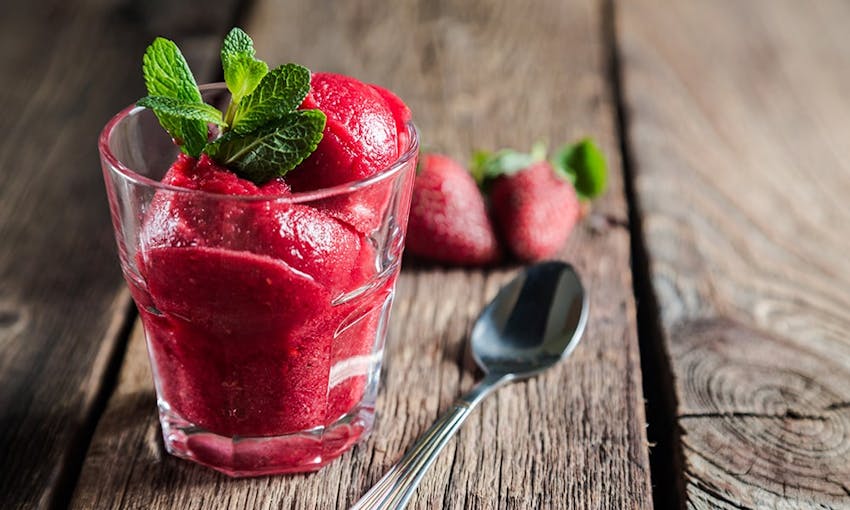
[604,0,684,509]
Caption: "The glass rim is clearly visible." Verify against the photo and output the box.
[98,82,419,203]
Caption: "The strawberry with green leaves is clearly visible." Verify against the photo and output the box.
[406,154,500,265]
[473,139,607,261]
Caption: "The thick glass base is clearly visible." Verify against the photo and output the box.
[158,402,374,477]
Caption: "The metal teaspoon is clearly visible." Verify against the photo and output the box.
[352,261,589,509]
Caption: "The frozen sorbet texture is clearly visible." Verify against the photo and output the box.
[130,73,413,475]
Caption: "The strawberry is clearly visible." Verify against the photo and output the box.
[474,139,607,262]
[406,154,500,265]
[489,161,580,261]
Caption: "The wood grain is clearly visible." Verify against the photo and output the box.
[618,0,850,507]
[70,0,652,508]
[0,1,241,508]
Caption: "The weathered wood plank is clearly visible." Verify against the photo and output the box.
[0,1,241,508]
[618,0,850,507]
[71,0,652,508]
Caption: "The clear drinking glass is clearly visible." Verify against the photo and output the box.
[99,84,418,476]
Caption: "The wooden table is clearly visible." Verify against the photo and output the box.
[2,0,849,508]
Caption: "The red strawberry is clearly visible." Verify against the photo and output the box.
[406,154,500,265]
[476,139,606,262]
[489,161,579,261]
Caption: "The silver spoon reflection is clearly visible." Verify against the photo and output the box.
[352,261,589,510]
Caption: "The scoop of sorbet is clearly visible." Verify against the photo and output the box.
[283,73,412,234]
[286,73,410,191]
[142,153,363,293]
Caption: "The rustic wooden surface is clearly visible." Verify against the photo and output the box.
[9,0,849,508]
[0,1,240,508]
[69,0,652,508]
[618,0,850,508]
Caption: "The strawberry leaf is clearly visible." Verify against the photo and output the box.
[470,148,545,185]
[205,109,326,183]
[552,138,607,200]
[142,37,207,156]
[529,140,547,161]
[230,64,311,134]
[469,150,491,184]
[137,96,226,126]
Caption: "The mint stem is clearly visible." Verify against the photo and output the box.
[223,100,237,129]
[139,29,324,183]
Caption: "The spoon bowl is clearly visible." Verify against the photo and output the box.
[352,261,588,510]
[471,261,588,378]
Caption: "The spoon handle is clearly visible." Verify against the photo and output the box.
[351,373,509,510]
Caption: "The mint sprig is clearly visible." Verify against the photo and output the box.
[137,28,326,184]
[142,37,208,156]
[552,138,607,200]
[230,64,311,134]
[221,28,269,124]
[207,110,326,184]
[137,96,226,126]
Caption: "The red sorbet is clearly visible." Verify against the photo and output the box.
[133,72,412,475]
[287,73,408,190]
[286,73,412,234]
[138,154,388,437]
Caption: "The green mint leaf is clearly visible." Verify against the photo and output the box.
[142,37,207,156]
[143,37,203,102]
[552,138,607,200]
[221,28,268,105]
[137,96,226,126]
[230,64,311,134]
[206,109,326,184]
[222,27,254,55]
